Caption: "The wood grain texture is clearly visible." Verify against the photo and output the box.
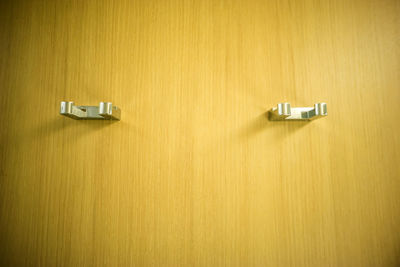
[0,0,399,266]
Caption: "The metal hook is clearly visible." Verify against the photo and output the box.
[60,101,121,120]
[269,102,327,121]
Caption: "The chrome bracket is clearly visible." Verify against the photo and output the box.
[269,102,327,121]
[60,101,121,120]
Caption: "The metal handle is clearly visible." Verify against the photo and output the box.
[60,101,121,120]
[269,102,327,121]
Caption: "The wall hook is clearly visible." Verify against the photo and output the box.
[60,101,121,120]
[269,102,327,121]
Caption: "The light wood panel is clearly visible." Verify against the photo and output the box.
[0,0,399,266]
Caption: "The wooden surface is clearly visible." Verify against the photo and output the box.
[0,0,399,266]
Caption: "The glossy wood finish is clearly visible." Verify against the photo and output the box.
[0,0,399,266]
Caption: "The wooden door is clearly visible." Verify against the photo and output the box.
[1,0,399,266]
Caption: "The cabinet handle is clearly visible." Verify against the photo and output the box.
[60,101,121,120]
[269,103,327,121]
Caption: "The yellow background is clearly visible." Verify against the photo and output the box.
[0,0,399,266]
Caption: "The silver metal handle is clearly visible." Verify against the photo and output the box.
[269,102,327,121]
[60,101,121,120]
